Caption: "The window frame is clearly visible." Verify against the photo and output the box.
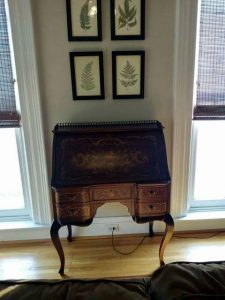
[171,0,199,218]
[2,0,52,225]
[188,0,225,210]
[0,0,30,220]
[172,0,225,219]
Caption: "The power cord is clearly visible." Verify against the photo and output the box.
[111,229,225,255]
[111,227,149,255]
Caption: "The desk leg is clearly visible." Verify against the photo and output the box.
[67,225,72,242]
[159,214,174,266]
[50,220,65,275]
[149,221,154,237]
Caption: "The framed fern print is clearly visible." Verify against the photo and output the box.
[112,51,145,99]
[110,0,145,40]
[70,52,105,100]
[66,0,102,41]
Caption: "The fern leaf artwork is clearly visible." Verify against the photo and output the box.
[80,0,91,30]
[118,0,137,30]
[80,61,95,91]
[120,60,138,88]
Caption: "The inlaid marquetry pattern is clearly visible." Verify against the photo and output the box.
[92,186,133,201]
[56,191,91,219]
[57,191,90,203]
[137,185,168,202]
[137,203,167,216]
[57,203,91,219]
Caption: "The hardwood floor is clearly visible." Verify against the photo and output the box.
[0,232,225,280]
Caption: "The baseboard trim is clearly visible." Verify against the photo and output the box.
[0,217,149,241]
[1,215,225,242]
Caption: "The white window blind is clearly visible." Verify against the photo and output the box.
[0,0,20,127]
[194,0,225,120]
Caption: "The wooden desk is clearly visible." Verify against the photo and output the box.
[50,121,174,274]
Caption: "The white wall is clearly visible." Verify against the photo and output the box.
[31,0,175,217]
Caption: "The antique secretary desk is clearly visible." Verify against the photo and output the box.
[50,120,174,274]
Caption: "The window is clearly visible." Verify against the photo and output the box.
[0,128,30,219]
[0,130,23,210]
[0,0,30,219]
[0,0,51,225]
[189,0,225,211]
[0,0,19,127]
[171,0,225,220]
[193,0,225,120]
[189,121,225,210]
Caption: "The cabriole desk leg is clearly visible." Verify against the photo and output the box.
[149,221,154,237]
[67,225,72,242]
[159,214,174,266]
[50,220,65,275]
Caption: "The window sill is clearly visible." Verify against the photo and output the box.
[182,210,225,220]
[0,220,47,230]
[0,212,225,242]
[175,210,225,232]
[0,220,51,242]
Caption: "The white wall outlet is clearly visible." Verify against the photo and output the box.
[107,224,120,232]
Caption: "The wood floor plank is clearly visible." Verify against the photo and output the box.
[0,232,225,280]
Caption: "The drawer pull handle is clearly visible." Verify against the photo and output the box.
[149,205,154,210]
[149,190,155,195]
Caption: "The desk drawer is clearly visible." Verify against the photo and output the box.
[136,202,167,216]
[55,188,91,223]
[137,184,169,203]
[57,203,91,220]
[55,187,90,204]
[92,184,134,201]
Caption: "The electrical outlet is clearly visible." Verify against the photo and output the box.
[107,224,119,232]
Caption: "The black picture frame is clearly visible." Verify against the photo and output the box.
[66,0,102,41]
[112,51,145,99]
[70,52,105,100]
[110,0,145,40]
